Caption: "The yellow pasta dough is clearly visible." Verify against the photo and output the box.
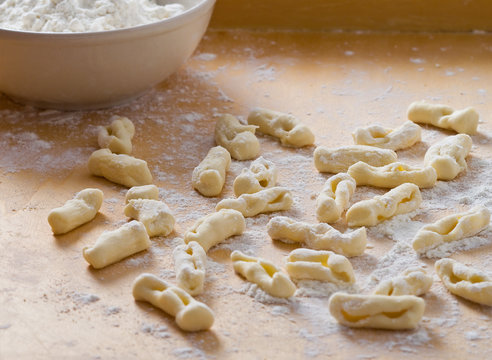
[412,206,490,253]
[348,161,437,189]
[184,209,245,252]
[233,156,278,196]
[286,248,355,284]
[314,145,397,174]
[125,184,159,203]
[47,188,103,235]
[191,146,231,197]
[329,293,425,330]
[346,183,422,227]
[407,100,479,135]
[97,116,135,154]
[216,187,293,217]
[373,268,433,296]
[124,199,175,237]
[247,107,315,147]
[132,273,214,331]
[352,121,421,151]
[267,216,367,257]
[173,241,207,296]
[214,113,260,160]
[83,220,151,269]
[231,250,296,298]
[88,149,153,188]
[316,173,356,223]
[435,258,492,306]
[424,134,472,181]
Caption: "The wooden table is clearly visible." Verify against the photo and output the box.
[1,29,491,359]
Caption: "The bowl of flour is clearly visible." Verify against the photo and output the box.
[0,0,215,110]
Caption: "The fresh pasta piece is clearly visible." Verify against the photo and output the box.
[216,187,292,217]
[373,268,433,296]
[247,107,315,147]
[214,114,260,160]
[435,258,492,306]
[83,220,150,269]
[352,121,422,151]
[124,199,175,237]
[267,216,366,257]
[412,206,490,253]
[233,156,278,196]
[184,209,245,252]
[97,116,135,154]
[132,273,214,331]
[191,146,231,197]
[173,241,207,296]
[231,250,296,298]
[88,149,153,188]
[347,161,437,188]
[316,173,356,223]
[328,293,425,330]
[424,134,472,180]
[346,183,422,227]
[48,188,103,235]
[314,145,397,174]
[407,100,479,135]
[125,184,159,203]
[286,248,355,284]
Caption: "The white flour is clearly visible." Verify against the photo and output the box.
[0,0,190,33]
[294,280,358,298]
[141,323,171,338]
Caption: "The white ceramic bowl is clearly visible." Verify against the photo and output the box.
[0,0,215,110]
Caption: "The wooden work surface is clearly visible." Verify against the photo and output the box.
[1,30,492,359]
[210,0,492,32]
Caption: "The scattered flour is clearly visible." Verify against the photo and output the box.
[423,157,492,210]
[365,242,421,291]
[104,306,121,316]
[0,130,91,175]
[141,323,171,339]
[356,355,377,360]
[254,64,278,82]
[465,331,481,341]
[71,292,100,305]
[215,229,268,254]
[195,53,217,62]
[178,112,204,123]
[410,58,426,64]
[270,305,291,316]
[172,347,208,360]
[294,280,358,298]
[419,229,492,259]
[368,211,423,243]
[383,328,432,351]
[205,258,227,275]
[159,268,176,280]
[236,283,290,305]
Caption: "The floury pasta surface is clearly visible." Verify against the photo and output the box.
[0,0,190,32]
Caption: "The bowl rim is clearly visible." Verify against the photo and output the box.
[0,0,215,40]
